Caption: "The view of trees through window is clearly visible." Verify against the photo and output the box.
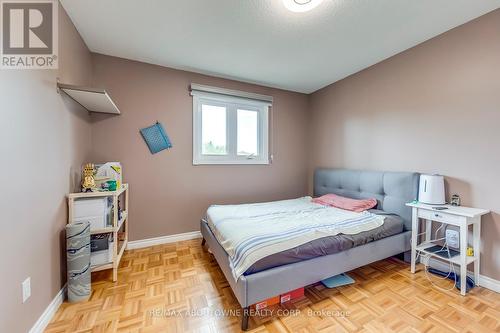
[201,104,227,155]
[201,104,259,156]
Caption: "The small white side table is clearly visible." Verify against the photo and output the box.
[406,202,489,296]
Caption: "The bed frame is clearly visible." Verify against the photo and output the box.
[200,168,420,330]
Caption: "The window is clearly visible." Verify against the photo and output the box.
[192,87,270,165]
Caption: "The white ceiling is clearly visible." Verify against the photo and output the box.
[61,0,500,93]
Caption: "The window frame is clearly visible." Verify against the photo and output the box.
[192,91,269,165]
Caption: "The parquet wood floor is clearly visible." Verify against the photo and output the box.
[46,239,500,333]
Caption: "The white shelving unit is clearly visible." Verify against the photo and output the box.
[68,184,129,281]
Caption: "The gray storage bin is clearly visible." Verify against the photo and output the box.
[91,234,110,252]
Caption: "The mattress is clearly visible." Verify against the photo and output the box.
[205,197,388,279]
[243,209,404,274]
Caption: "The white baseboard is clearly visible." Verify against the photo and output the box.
[29,283,67,333]
[127,231,202,250]
[427,258,500,293]
[478,274,500,293]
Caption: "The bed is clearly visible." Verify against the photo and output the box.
[200,168,419,330]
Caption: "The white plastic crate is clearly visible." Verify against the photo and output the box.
[73,198,111,230]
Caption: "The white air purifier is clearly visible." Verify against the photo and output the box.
[419,174,445,205]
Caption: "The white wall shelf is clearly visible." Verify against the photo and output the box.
[58,82,120,114]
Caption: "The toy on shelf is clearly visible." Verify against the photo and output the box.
[81,163,97,192]
[103,180,117,191]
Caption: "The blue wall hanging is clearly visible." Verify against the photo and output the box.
[140,122,173,154]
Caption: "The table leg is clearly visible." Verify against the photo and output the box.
[425,219,432,243]
[411,208,418,273]
[460,224,468,296]
[473,219,480,286]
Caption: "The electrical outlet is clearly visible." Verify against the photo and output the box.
[22,277,31,303]
[446,229,459,249]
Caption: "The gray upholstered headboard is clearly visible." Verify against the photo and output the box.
[314,168,420,230]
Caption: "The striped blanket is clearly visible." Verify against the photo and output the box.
[205,197,385,280]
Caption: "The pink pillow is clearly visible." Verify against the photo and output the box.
[312,194,377,212]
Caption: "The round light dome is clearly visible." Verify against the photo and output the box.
[283,0,324,12]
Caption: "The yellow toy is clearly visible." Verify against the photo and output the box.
[81,163,97,192]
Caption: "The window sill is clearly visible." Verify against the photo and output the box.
[193,159,270,165]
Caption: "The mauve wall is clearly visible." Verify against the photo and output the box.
[309,9,500,280]
[89,54,310,240]
[0,5,92,333]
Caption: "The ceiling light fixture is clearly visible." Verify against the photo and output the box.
[283,0,324,13]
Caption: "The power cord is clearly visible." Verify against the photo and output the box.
[411,225,458,292]
[421,242,458,292]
